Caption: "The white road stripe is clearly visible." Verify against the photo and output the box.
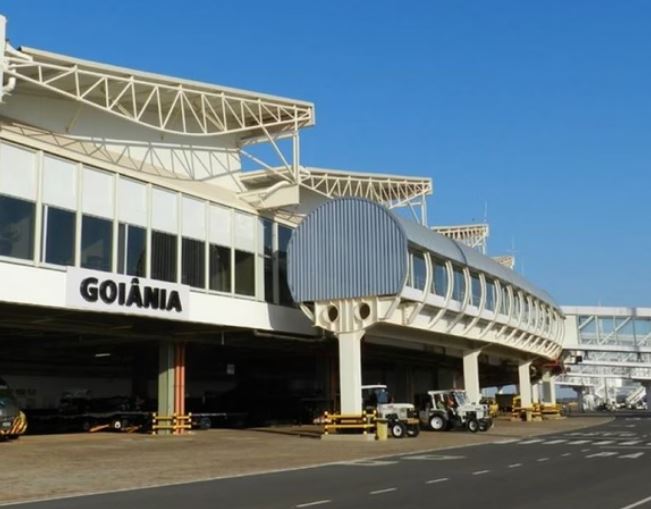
[593,441,614,445]
[586,452,618,458]
[619,494,651,509]
[370,488,397,495]
[519,439,543,444]
[537,458,550,462]
[426,478,449,484]
[543,439,567,445]
[508,463,522,468]
[562,453,572,457]
[620,441,641,446]
[619,453,645,459]
[296,500,332,508]
[473,470,490,475]
[568,440,590,445]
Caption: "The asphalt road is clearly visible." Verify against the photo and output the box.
[5,414,651,509]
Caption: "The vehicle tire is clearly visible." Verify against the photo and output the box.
[112,419,123,431]
[407,424,420,438]
[390,422,407,439]
[467,419,479,433]
[478,421,488,432]
[429,415,447,432]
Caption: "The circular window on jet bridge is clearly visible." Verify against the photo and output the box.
[327,305,339,322]
[358,303,371,320]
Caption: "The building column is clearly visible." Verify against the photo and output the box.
[337,331,364,415]
[518,360,532,409]
[644,382,651,412]
[531,382,540,405]
[158,342,175,423]
[541,371,557,405]
[174,343,186,421]
[463,349,481,404]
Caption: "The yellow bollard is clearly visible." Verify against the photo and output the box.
[376,419,388,441]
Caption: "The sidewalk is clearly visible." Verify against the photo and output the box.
[0,416,611,505]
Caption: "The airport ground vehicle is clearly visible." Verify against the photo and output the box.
[0,378,27,440]
[415,389,492,433]
[362,384,420,438]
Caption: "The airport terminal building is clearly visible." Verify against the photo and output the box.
[0,16,565,428]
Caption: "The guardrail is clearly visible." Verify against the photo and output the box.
[322,411,377,436]
[151,413,192,435]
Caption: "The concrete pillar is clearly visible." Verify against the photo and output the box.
[463,349,481,404]
[518,360,532,409]
[644,382,651,412]
[158,342,175,421]
[337,331,364,414]
[531,382,540,404]
[541,371,557,404]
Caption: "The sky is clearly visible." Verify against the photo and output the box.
[2,1,650,307]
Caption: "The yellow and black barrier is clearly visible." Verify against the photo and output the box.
[151,413,192,435]
[322,411,377,436]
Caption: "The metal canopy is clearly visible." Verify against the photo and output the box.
[3,46,314,138]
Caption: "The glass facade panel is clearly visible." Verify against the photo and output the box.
[432,261,448,297]
[81,215,112,272]
[235,250,255,296]
[182,237,205,288]
[262,219,274,302]
[43,206,75,266]
[278,225,293,305]
[151,230,177,283]
[452,267,465,302]
[209,244,231,292]
[410,250,427,290]
[0,195,35,260]
[470,273,481,306]
[118,223,146,277]
[485,280,496,311]
[500,287,510,315]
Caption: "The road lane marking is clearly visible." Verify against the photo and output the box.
[473,470,490,475]
[586,452,618,458]
[370,488,397,495]
[508,463,522,468]
[619,494,651,509]
[519,439,543,444]
[568,440,590,445]
[543,439,566,444]
[495,439,519,444]
[340,460,398,467]
[402,454,465,461]
[537,458,550,462]
[621,441,641,446]
[593,441,614,445]
[581,448,591,452]
[426,478,449,484]
[296,500,332,508]
[619,452,645,459]
[562,453,572,457]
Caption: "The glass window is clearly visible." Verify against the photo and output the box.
[0,195,35,260]
[452,267,465,302]
[151,230,177,283]
[500,287,510,315]
[81,215,112,272]
[470,273,481,306]
[235,250,255,296]
[182,237,205,288]
[432,261,447,297]
[514,293,522,320]
[278,225,293,305]
[485,279,496,311]
[118,224,146,277]
[209,244,231,292]
[409,249,426,290]
[262,219,274,303]
[42,206,75,266]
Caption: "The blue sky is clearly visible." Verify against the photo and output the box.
[3,1,650,307]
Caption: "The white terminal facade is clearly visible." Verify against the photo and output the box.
[0,15,644,423]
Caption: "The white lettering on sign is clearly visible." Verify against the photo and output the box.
[66,267,189,320]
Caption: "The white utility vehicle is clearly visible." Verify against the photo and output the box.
[415,389,492,433]
[362,384,420,438]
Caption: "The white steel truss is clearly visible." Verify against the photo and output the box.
[432,224,489,254]
[1,46,314,138]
